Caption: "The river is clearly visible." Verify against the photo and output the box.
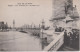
[0,31,42,51]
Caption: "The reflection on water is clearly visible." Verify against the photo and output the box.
[0,31,42,51]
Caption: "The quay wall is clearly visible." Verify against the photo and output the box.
[18,28,41,35]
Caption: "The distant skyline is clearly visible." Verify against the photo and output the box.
[0,0,80,27]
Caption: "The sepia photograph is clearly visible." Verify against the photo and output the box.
[0,0,80,51]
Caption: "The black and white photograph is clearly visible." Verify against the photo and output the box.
[0,0,80,51]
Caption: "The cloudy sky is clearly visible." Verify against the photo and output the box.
[0,0,80,27]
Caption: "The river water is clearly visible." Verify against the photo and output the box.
[0,31,42,51]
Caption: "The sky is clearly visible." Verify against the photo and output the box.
[0,0,52,27]
[0,0,80,27]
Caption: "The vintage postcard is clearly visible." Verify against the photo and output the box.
[0,0,80,51]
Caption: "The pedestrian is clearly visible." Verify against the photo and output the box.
[69,32,73,47]
[64,30,67,45]
[72,30,76,48]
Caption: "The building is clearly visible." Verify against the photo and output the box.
[0,21,8,31]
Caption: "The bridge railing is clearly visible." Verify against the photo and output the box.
[43,32,64,51]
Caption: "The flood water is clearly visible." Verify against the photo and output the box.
[0,31,42,51]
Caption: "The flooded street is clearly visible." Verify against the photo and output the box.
[0,31,42,51]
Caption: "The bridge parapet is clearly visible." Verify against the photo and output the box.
[43,32,64,51]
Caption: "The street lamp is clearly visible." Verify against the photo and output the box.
[41,19,45,50]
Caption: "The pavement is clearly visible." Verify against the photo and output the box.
[58,45,79,51]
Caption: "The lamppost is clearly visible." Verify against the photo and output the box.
[13,20,15,31]
[41,19,45,50]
